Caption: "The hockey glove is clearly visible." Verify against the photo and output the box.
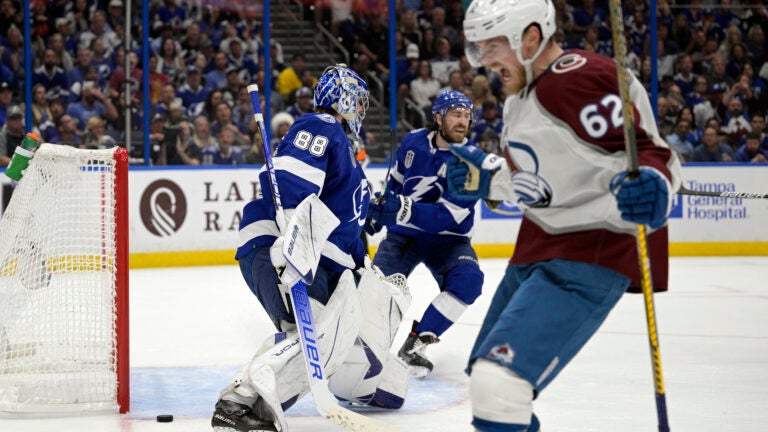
[447,144,503,200]
[269,236,287,273]
[610,167,670,229]
[365,190,413,233]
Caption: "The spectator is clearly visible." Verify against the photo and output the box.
[356,14,390,76]
[164,120,203,166]
[106,0,125,31]
[693,83,725,130]
[156,37,184,85]
[147,113,168,165]
[254,70,285,116]
[38,97,66,143]
[686,74,709,107]
[30,84,52,128]
[210,102,249,148]
[2,26,25,83]
[54,16,78,57]
[286,86,313,119]
[439,69,466,94]
[79,11,120,61]
[202,89,224,120]
[71,0,91,34]
[691,126,734,162]
[571,0,606,36]
[420,27,437,60]
[231,85,254,137]
[83,117,117,149]
[66,80,118,131]
[269,111,294,147]
[222,66,243,107]
[409,60,441,112]
[48,33,75,72]
[138,55,166,104]
[276,54,305,102]
[720,96,751,147]
[224,37,258,84]
[430,37,460,86]
[401,11,422,47]
[49,114,82,147]
[733,132,768,162]
[742,112,768,150]
[181,22,205,61]
[156,0,187,32]
[0,0,23,37]
[0,81,14,127]
[665,118,696,161]
[470,100,503,155]
[176,65,209,119]
[204,128,245,165]
[679,106,702,144]
[192,116,217,150]
[108,51,142,103]
[707,54,733,90]
[429,6,458,47]
[299,69,317,91]
[726,42,749,80]
[0,105,24,166]
[205,51,229,91]
[746,25,766,70]
[673,53,697,100]
[152,83,182,118]
[657,96,676,136]
[469,75,494,118]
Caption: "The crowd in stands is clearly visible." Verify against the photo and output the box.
[0,0,766,167]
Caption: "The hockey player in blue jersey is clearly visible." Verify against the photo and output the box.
[212,65,412,432]
[365,90,485,377]
[448,0,683,431]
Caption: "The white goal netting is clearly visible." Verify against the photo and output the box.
[0,144,126,414]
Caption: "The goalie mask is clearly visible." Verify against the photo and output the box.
[314,65,370,139]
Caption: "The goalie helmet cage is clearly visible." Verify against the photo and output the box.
[0,144,129,414]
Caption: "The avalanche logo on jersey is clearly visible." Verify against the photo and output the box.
[504,141,553,208]
[551,53,588,74]
[487,343,514,365]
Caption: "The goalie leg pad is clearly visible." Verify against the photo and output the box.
[470,358,535,427]
[328,266,411,407]
[330,347,409,409]
[219,269,361,425]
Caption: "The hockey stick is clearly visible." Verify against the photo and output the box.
[676,186,767,199]
[247,85,399,432]
[608,3,670,432]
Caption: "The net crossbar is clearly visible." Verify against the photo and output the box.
[0,145,127,414]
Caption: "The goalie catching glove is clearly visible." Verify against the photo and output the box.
[447,144,503,200]
[364,190,413,235]
[610,167,670,229]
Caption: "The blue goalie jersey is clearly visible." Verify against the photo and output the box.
[236,112,371,272]
[386,129,479,240]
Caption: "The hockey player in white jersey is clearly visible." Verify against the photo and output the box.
[365,90,485,377]
[447,0,683,431]
[211,65,411,432]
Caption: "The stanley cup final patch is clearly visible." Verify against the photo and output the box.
[404,150,415,169]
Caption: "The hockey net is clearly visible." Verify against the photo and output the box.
[0,144,129,414]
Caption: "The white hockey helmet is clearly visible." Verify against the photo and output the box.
[463,0,557,70]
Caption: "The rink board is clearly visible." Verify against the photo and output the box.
[2,163,767,267]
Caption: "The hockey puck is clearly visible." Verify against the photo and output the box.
[156,414,174,423]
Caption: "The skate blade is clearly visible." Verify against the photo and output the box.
[212,427,276,432]
[408,366,431,379]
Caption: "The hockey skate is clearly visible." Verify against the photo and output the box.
[398,321,439,378]
[211,399,278,432]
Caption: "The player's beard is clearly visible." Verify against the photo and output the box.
[440,125,467,144]
[499,63,526,96]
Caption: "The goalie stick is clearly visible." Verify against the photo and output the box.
[247,85,399,432]
[608,3,670,432]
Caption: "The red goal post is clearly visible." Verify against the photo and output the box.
[0,144,129,414]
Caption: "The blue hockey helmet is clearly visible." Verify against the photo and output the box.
[431,90,473,122]
[314,65,370,138]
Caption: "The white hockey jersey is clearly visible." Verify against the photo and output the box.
[493,50,682,291]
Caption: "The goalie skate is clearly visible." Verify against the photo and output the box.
[211,400,279,432]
